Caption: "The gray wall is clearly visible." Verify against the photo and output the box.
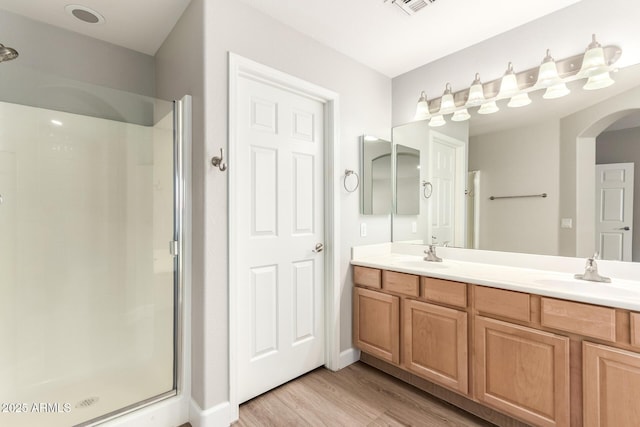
[154,0,206,412]
[0,9,156,125]
[0,9,155,96]
[597,126,640,262]
[469,120,560,255]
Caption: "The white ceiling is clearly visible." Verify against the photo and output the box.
[234,0,583,77]
[1,0,581,75]
[0,0,191,55]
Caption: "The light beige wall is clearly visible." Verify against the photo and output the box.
[469,120,560,255]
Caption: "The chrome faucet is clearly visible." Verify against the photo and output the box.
[574,253,611,283]
[424,245,442,262]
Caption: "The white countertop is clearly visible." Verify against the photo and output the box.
[351,243,640,311]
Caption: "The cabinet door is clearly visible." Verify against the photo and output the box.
[583,342,640,427]
[353,287,400,364]
[474,316,570,427]
[404,299,468,394]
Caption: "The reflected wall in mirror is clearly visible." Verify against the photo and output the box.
[392,64,640,262]
[395,144,420,215]
[361,135,392,215]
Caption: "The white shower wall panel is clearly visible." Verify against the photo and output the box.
[0,101,174,416]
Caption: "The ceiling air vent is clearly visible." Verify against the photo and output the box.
[389,0,436,15]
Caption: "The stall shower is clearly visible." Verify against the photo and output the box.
[0,94,185,426]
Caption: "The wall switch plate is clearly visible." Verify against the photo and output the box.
[360,223,367,237]
[561,218,573,229]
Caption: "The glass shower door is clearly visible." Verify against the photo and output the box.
[0,98,178,427]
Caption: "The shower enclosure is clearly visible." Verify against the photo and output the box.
[0,84,187,425]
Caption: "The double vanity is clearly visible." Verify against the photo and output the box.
[351,243,640,426]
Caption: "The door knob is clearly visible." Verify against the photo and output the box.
[312,243,324,253]
[617,226,631,231]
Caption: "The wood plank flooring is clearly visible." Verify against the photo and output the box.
[234,362,495,426]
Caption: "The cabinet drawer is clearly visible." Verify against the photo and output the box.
[421,277,467,308]
[353,266,381,289]
[383,270,419,297]
[474,286,530,322]
[541,298,615,341]
[632,312,640,348]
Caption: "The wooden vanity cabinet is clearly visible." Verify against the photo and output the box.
[353,264,640,427]
[583,342,640,427]
[353,266,469,393]
[403,298,468,393]
[353,286,400,364]
[474,315,570,427]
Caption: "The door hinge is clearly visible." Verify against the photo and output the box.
[170,240,180,257]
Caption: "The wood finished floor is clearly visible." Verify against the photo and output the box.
[234,362,495,426]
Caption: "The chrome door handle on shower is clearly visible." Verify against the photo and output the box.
[312,243,324,253]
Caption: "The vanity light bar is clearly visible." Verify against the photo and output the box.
[415,42,622,120]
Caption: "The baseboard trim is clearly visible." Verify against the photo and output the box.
[189,399,231,427]
[338,347,360,370]
[104,394,188,427]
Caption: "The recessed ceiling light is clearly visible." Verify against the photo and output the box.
[65,4,106,24]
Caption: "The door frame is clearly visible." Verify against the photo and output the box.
[595,162,634,261]
[227,52,340,420]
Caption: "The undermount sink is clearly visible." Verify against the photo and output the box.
[393,260,449,269]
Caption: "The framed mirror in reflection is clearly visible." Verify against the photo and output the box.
[395,144,420,215]
[392,63,640,262]
[360,135,392,215]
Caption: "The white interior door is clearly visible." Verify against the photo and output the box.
[235,75,325,403]
[428,132,466,247]
[595,163,634,261]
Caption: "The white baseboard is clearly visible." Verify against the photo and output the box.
[103,394,188,427]
[189,399,231,427]
[338,347,361,370]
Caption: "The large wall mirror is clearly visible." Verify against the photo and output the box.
[392,63,640,262]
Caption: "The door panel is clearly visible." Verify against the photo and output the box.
[403,299,468,393]
[251,147,278,236]
[251,265,278,359]
[353,287,400,364]
[596,163,634,261]
[583,342,640,427]
[292,260,315,343]
[474,316,570,427]
[236,76,325,403]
